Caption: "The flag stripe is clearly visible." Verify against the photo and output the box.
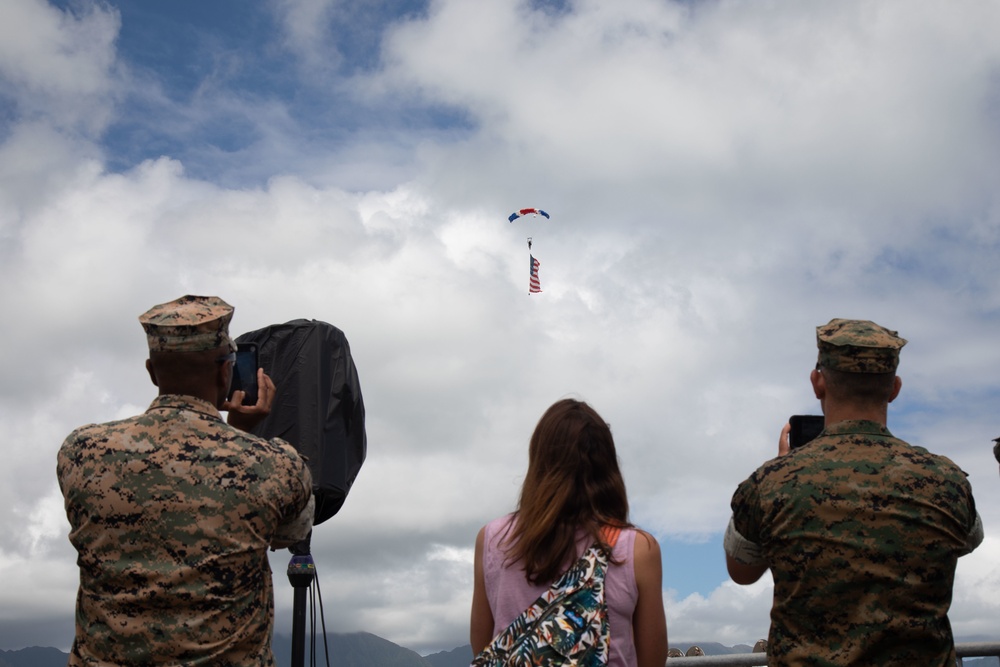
[529,255,542,293]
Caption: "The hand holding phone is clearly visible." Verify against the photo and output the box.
[228,343,259,406]
[225,368,277,431]
[788,415,825,449]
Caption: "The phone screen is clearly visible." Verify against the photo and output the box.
[228,343,259,406]
[789,415,825,449]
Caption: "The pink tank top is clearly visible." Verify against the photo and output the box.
[482,514,639,667]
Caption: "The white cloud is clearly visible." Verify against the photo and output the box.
[952,537,1000,640]
[2,0,1000,655]
[667,579,774,646]
[272,0,342,73]
[380,0,1000,227]
[0,0,120,135]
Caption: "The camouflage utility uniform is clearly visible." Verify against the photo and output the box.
[729,419,980,666]
[58,393,313,666]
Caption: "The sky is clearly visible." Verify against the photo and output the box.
[2,0,1000,656]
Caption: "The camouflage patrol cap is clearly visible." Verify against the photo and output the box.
[138,295,237,353]
[816,318,907,373]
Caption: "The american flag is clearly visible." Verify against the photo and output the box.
[529,255,542,293]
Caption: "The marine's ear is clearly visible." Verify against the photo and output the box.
[145,359,159,387]
[888,375,902,403]
[810,368,825,400]
[216,353,234,406]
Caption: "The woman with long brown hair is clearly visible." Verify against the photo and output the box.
[470,399,667,667]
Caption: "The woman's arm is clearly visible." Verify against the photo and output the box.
[632,529,668,667]
[470,526,495,654]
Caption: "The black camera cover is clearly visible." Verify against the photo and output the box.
[236,319,366,525]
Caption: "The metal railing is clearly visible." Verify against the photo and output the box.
[663,642,1000,664]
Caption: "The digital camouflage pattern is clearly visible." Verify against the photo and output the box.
[138,294,237,353]
[58,394,314,666]
[815,318,907,373]
[730,420,980,667]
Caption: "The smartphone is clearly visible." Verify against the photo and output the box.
[788,415,825,449]
[228,342,259,406]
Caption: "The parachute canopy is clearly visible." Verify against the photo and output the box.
[508,208,550,222]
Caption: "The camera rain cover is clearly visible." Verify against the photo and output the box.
[235,320,366,525]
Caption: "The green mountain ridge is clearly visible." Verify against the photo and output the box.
[271,631,472,667]
[0,634,471,667]
[5,637,997,666]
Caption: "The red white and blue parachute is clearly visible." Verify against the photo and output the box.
[507,207,551,293]
[508,208,550,222]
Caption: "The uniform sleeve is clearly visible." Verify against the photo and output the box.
[56,427,93,527]
[56,434,77,522]
[962,512,984,556]
[956,468,983,556]
[269,440,315,549]
[725,476,767,566]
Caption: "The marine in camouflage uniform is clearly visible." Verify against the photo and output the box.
[724,319,983,666]
[57,295,314,666]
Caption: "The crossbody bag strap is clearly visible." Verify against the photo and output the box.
[600,524,622,551]
[601,524,622,558]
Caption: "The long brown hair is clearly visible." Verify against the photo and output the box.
[504,398,631,584]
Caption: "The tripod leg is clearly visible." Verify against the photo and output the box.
[287,541,316,667]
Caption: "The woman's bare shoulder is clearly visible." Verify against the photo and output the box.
[632,528,661,552]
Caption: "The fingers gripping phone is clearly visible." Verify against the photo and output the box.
[228,342,259,406]
[789,415,825,449]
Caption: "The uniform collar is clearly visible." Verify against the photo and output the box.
[146,394,224,421]
[822,419,892,438]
